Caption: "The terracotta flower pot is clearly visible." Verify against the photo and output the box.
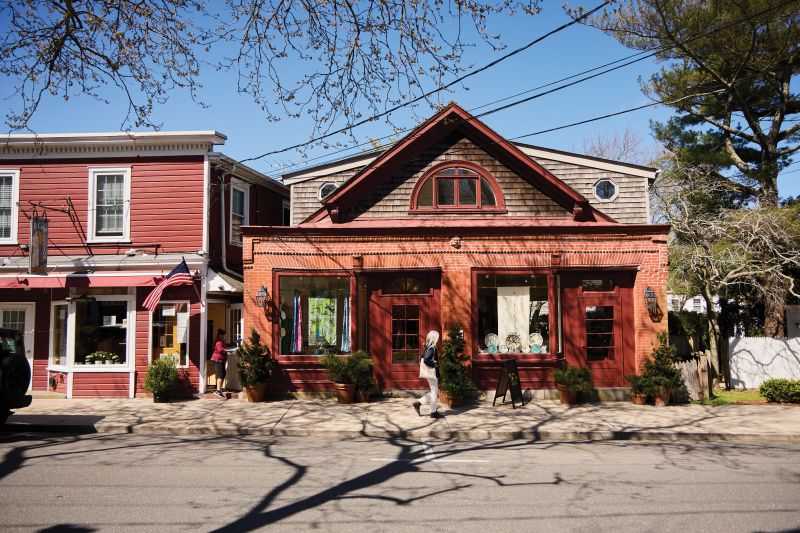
[438,389,463,408]
[245,382,268,403]
[631,393,648,405]
[557,385,578,405]
[334,383,356,404]
[654,389,672,407]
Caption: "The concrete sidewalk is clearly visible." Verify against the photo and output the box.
[3,396,799,443]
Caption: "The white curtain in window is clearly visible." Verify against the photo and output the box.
[497,286,530,346]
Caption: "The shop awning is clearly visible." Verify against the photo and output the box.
[0,273,162,289]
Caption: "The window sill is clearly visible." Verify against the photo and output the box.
[408,208,508,215]
[229,241,243,247]
[86,239,131,245]
[472,352,559,363]
[68,365,133,372]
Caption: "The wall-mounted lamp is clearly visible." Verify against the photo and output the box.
[644,287,662,321]
[255,285,272,320]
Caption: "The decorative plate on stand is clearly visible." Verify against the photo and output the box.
[529,333,543,347]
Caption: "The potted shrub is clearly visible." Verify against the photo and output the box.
[552,362,594,404]
[438,325,476,407]
[350,350,377,402]
[640,332,683,406]
[320,353,356,403]
[143,355,180,403]
[237,329,273,403]
[625,374,651,405]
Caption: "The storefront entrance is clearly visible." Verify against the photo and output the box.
[0,303,35,390]
[369,272,440,389]
[562,272,635,387]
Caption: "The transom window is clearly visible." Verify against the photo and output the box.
[412,164,502,211]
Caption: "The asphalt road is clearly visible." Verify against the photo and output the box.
[0,433,798,532]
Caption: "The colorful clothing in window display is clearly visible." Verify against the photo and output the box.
[340,296,351,352]
[308,296,336,346]
[291,290,303,353]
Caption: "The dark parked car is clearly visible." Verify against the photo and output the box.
[0,327,32,424]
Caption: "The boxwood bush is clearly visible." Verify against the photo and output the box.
[759,379,800,404]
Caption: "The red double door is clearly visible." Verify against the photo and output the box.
[368,272,441,390]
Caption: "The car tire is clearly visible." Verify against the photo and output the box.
[0,355,31,405]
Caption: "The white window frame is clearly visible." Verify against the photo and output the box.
[0,169,20,244]
[282,199,291,226]
[48,295,135,372]
[148,300,191,368]
[318,181,338,200]
[592,178,619,202]
[88,167,131,243]
[229,180,249,246]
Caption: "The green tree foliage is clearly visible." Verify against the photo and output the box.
[438,325,476,398]
[237,329,273,387]
[586,0,800,337]
[640,332,683,394]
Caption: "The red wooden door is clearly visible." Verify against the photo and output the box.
[369,273,440,390]
[579,293,623,387]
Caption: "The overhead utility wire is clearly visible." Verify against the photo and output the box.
[273,0,795,176]
[274,49,655,175]
[240,0,613,163]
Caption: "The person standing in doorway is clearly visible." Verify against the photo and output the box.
[211,329,230,398]
[413,331,444,419]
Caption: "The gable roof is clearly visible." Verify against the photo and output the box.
[303,103,612,224]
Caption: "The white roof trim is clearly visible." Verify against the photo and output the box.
[282,154,378,185]
[514,144,657,180]
[0,131,227,160]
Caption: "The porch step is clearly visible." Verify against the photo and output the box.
[201,391,240,400]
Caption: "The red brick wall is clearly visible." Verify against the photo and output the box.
[243,229,669,391]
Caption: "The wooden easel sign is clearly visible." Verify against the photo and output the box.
[493,358,525,408]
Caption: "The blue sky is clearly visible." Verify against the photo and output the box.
[7,4,799,198]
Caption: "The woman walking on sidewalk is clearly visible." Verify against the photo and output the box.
[413,331,444,419]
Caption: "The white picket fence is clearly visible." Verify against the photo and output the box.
[729,337,800,388]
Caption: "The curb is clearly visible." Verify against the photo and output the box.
[3,422,799,444]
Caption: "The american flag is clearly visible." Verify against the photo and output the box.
[143,259,195,312]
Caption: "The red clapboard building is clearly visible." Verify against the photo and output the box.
[243,103,669,396]
[0,131,287,398]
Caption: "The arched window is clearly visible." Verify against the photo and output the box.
[411,162,504,211]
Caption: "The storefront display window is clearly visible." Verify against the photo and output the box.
[278,275,351,355]
[151,302,189,366]
[477,273,552,354]
[51,304,68,366]
[75,300,128,364]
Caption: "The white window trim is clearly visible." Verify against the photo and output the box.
[48,295,136,372]
[229,180,249,247]
[592,178,619,202]
[148,300,191,368]
[48,301,70,372]
[87,167,131,243]
[0,169,20,244]
[318,181,338,201]
[282,198,291,226]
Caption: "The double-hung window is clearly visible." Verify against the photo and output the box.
[230,182,248,245]
[0,169,20,244]
[89,168,130,242]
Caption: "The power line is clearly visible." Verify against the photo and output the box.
[269,0,796,176]
[240,0,613,163]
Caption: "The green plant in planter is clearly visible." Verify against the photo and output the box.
[319,353,354,384]
[86,351,120,364]
[237,329,273,387]
[350,350,377,396]
[552,363,594,394]
[439,325,476,399]
[625,374,652,395]
[640,332,683,395]
[143,356,180,399]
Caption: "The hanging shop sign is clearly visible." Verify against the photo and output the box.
[29,216,48,274]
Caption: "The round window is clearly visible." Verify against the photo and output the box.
[319,182,338,200]
[594,179,617,201]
